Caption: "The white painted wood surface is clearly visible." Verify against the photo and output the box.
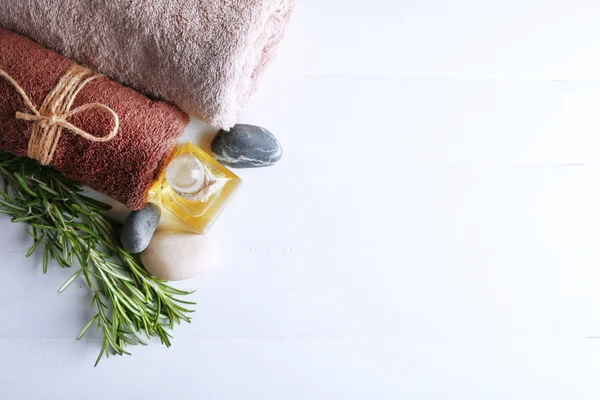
[4,1,600,398]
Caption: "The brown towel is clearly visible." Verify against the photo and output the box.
[0,28,189,210]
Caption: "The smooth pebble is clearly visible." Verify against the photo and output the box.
[140,231,217,281]
[120,203,161,253]
[211,124,282,168]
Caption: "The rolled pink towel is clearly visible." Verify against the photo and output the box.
[0,0,294,129]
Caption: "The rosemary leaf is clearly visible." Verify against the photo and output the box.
[0,151,195,365]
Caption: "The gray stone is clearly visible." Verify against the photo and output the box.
[211,124,282,168]
[120,203,162,254]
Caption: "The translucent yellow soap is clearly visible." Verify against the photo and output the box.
[147,142,241,234]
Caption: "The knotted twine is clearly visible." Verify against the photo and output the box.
[189,168,220,202]
[0,64,119,165]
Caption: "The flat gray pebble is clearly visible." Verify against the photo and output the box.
[211,124,282,168]
[120,203,161,254]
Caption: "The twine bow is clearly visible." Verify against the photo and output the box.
[0,64,119,165]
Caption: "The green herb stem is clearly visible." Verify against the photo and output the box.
[0,151,194,366]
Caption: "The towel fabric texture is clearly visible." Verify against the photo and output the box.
[0,0,294,129]
[0,28,189,210]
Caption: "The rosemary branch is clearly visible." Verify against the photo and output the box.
[0,151,194,366]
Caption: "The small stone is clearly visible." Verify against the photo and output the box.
[120,203,161,253]
[140,231,217,281]
[211,124,282,168]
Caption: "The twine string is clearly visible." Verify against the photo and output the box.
[0,65,119,165]
[190,165,220,202]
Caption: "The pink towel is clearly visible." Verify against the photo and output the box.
[0,0,294,130]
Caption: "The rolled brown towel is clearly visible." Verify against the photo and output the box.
[0,28,189,210]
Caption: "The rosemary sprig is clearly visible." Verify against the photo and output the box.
[0,151,195,366]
